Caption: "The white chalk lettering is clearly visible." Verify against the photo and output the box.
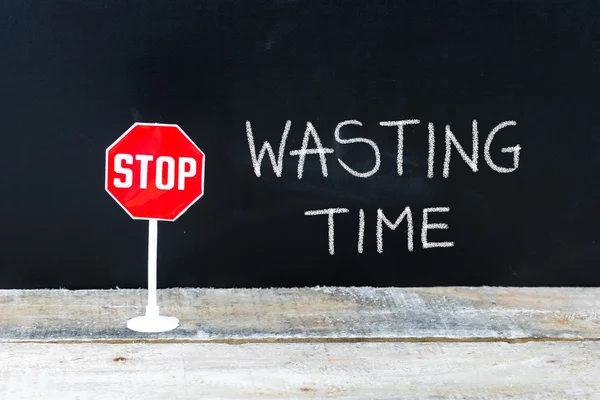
[334,120,381,178]
[305,208,349,255]
[443,120,479,178]
[289,122,334,179]
[379,119,420,176]
[246,120,291,177]
[427,122,435,178]
[422,207,454,248]
[358,208,365,254]
[304,207,456,254]
[484,120,521,173]
[376,207,414,253]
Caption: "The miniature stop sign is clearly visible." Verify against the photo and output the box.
[105,122,205,221]
[105,122,205,333]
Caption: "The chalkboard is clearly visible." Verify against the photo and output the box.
[1,0,600,289]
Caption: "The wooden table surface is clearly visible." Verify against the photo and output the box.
[1,287,599,399]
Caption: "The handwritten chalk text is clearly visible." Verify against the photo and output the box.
[305,207,453,255]
[246,119,521,179]
[246,119,520,254]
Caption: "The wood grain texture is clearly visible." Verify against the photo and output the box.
[1,341,599,399]
[0,287,599,342]
[1,288,600,399]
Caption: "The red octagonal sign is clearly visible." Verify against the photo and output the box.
[105,123,205,221]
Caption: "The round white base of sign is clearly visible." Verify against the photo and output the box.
[126,315,179,333]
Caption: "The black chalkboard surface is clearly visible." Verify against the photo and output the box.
[1,1,600,289]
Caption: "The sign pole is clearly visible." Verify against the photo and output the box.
[126,219,179,333]
[146,219,158,317]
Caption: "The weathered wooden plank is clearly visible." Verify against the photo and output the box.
[1,287,599,341]
[0,341,598,399]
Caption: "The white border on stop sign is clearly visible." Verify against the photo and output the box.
[104,122,206,222]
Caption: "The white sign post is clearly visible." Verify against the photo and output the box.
[126,219,179,332]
